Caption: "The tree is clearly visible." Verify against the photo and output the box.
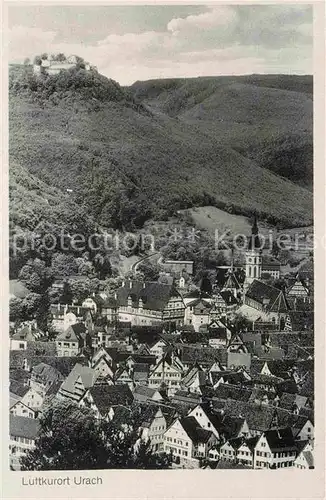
[51,253,78,278]
[60,281,73,304]
[9,298,25,323]
[22,292,42,319]
[200,272,213,295]
[33,55,42,66]
[93,253,112,280]
[24,58,31,65]
[19,258,53,293]
[20,401,172,470]
[137,260,162,281]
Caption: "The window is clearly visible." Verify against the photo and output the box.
[19,343,25,349]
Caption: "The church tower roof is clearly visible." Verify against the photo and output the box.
[247,216,262,251]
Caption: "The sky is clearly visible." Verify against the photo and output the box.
[7,5,313,85]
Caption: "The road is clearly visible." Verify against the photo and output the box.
[131,252,160,273]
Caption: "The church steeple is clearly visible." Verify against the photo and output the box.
[252,215,258,236]
[248,216,262,251]
[244,216,262,288]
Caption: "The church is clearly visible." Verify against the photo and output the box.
[240,218,288,329]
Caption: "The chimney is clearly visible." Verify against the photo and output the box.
[130,281,133,289]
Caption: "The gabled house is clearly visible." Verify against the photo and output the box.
[293,418,314,442]
[80,384,133,419]
[164,416,218,465]
[58,363,97,402]
[148,354,183,396]
[9,415,40,470]
[286,278,310,300]
[187,404,221,439]
[254,428,297,469]
[180,364,208,395]
[227,333,248,353]
[91,346,115,368]
[236,437,259,468]
[147,338,169,359]
[219,437,243,462]
[55,323,90,357]
[293,441,314,469]
[10,400,37,419]
[30,363,63,395]
[10,381,44,411]
[244,280,289,329]
[114,368,133,390]
[10,325,44,350]
[221,414,250,440]
[50,303,87,333]
[184,298,212,332]
[206,319,233,348]
[133,385,164,404]
[139,406,167,452]
[103,281,185,326]
[132,363,149,385]
[92,356,115,381]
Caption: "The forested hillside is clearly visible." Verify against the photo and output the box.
[131,75,313,190]
[9,65,313,234]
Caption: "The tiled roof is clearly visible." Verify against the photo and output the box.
[287,311,314,331]
[31,363,63,385]
[213,384,252,402]
[298,372,314,398]
[227,436,245,450]
[220,290,238,306]
[302,450,314,468]
[9,380,29,398]
[264,427,296,451]
[10,415,40,440]
[172,391,202,405]
[278,393,308,411]
[89,384,133,415]
[223,399,277,432]
[221,415,246,439]
[133,385,159,400]
[56,324,83,342]
[111,404,133,426]
[246,280,288,312]
[133,363,149,374]
[59,363,96,395]
[130,354,157,365]
[139,405,163,427]
[262,255,281,270]
[114,280,177,311]
[180,416,213,444]
[9,368,31,384]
